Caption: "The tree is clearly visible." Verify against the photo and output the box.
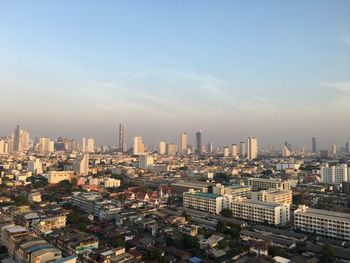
[320,244,336,263]
[216,220,227,233]
[221,208,233,218]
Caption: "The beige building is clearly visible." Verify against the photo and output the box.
[294,205,350,241]
[248,178,290,191]
[180,132,188,154]
[36,215,67,234]
[103,178,121,188]
[251,189,292,204]
[28,192,42,203]
[133,137,145,155]
[48,171,75,184]
[73,154,89,176]
[247,137,258,160]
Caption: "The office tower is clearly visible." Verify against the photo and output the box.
[13,125,21,152]
[312,137,317,153]
[167,143,176,157]
[247,137,258,160]
[159,141,166,155]
[73,154,89,176]
[180,132,188,154]
[81,137,86,152]
[119,124,125,151]
[38,137,54,153]
[346,141,350,154]
[133,137,144,155]
[331,144,337,155]
[239,141,246,157]
[282,146,291,157]
[87,138,94,153]
[232,144,238,158]
[196,130,202,155]
[223,146,230,157]
[207,142,213,153]
[139,155,154,170]
[19,130,30,151]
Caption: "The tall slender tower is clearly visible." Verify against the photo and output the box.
[13,125,21,152]
[239,141,246,157]
[247,137,258,160]
[180,132,188,154]
[119,124,125,151]
[196,130,202,155]
[312,137,317,153]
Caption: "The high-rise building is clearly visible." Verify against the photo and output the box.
[0,139,4,154]
[180,132,188,154]
[167,143,176,157]
[196,130,202,155]
[81,137,86,152]
[133,137,144,155]
[119,124,124,151]
[232,144,238,158]
[312,137,317,153]
[320,164,349,184]
[223,146,230,157]
[13,125,21,152]
[207,142,213,153]
[346,141,350,154]
[282,146,291,157]
[73,154,89,176]
[247,137,258,160]
[159,141,166,155]
[38,137,54,153]
[87,138,94,153]
[239,141,246,157]
[19,130,30,151]
[331,144,337,155]
[139,155,154,170]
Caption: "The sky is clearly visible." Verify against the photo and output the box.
[0,1,350,150]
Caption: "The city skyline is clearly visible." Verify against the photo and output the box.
[1,1,350,147]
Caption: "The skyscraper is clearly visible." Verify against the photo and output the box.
[167,143,176,157]
[13,125,21,152]
[282,145,291,157]
[119,124,124,151]
[133,137,144,155]
[207,142,213,153]
[180,132,188,154]
[87,138,94,153]
[247,137,258,160]
[81,137,86,152]
[312,137,317,153]
[232,144,238,158]
[346,141,350,154]
[159,141,166,155]
[331,144,337,155]
[239,141,246,157]
[196,130,202,155]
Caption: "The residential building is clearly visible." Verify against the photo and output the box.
[320,164,349,184]
[180,132,188,154]
[294,205,350,241]
[72,192,102,213]
[248,178,290,191]
[247,137,258,160]
[183,190,223,214]
[228,197,290,226]
[48,171,75,184]
[139,155,154,170]
[133,137,144,155]
[73,154,89,176]
[251,189,292,204]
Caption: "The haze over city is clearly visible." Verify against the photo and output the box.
[1,1,350,148]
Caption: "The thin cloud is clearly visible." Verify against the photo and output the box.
[326,82,350,91]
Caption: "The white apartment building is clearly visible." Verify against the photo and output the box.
[72,192,102,213]
[228,197,290,226]
[320,164,349,184]
[294,205,350,241]
[248,178,290,191]
[183,190,223,214]
[251,189,293,204]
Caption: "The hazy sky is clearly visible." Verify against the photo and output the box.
[1,1,350,149]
